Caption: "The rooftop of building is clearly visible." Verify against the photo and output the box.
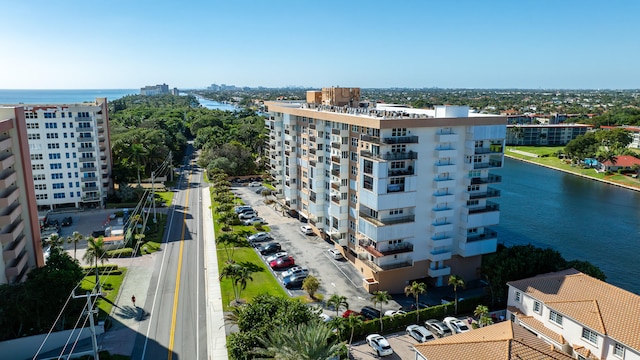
[506,123,593,128]
[414,321,573,360]
[508,269,640,352]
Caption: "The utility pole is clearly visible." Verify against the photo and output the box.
[72,290,102,360]
[151,171,157,223]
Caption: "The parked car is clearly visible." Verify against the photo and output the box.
[283,274,307,289]
[406,324,435,343]
[425,319,452,337]
[61,216,72,226]
[384,310,407,317]
[247,232,272,243]
[249,181,262,187]
[46,219,59,227]
[300,225,313,235]
[443,316,471,333]
[238,211,258,220]
[342,309,362,318]
[281,266,308,279]
[366,334,393,357]
[270,256,295,269]
[234,206,253,214]
[265,251,288,263]
[327,248,343,260]
[360,306,381,320]
[259,243,282,255]
[92,229,106,238]
[243,217,266,225]
[319,313,333,323]
[255,187,267,194]
[406,301,437,311]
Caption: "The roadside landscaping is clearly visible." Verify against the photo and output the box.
[81,266,127,321]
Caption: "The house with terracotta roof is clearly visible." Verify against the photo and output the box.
[506,269,640,360]
[599,155,640,172]
[414,320,574,360]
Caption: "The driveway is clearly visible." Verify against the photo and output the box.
[349,331,418,360]
[233,185,401,315]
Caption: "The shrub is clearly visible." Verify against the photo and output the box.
[108,248,134,257]
[84,264,119,275]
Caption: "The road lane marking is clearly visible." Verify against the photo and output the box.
[168,172,191,360]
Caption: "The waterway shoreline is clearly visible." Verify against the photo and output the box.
[504,153,640,193]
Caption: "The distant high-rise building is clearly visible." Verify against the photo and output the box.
[0,106,45,284]
[265,87,507,293]
[140,83,171,95]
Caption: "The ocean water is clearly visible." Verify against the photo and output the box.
[0,89,137,104]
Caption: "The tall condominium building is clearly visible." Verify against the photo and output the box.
[265,87,507,293]
[18,98,113,210]
[0,107,44,284]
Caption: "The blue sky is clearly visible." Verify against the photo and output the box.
[1,0,638,89]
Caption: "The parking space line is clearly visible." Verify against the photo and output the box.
[324,252,362,289]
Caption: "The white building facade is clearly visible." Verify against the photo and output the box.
[265,88,506,293]
[21,98,112,210]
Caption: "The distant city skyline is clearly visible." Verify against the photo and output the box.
[1,0,639,90]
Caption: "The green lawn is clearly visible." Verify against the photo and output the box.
[81,268,127,320]
[508,145,562,156]
[155,191,174,206]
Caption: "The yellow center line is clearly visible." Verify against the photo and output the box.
[168,172,191,360]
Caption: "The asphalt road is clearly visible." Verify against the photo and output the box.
[132,147,208,360]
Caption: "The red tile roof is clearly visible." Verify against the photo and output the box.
[601,155,640,167]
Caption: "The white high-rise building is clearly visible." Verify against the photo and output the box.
[265,87,507,293]
[19,98,112,210]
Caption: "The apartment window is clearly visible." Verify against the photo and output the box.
[351,137,358,147]
[33,174,46,181]
[390,161,405,169]
[581,328,598,344]
[391,144,406,153]
[32,164,45,170]
[36,194,48,200]
[389,177,404,185]
[350,152,358,161]
[350,193,357,204]
[351,165,358,176]
[363,160,373,174]
[48,143,60,149]
[35,184,47,190]
[25,112,36,119]
[549,310,563,326]
[30,154,43,160]
[391,128,407,136]
[363,175,373,191]
[467,200,479,206]
[389,209,403,215]
[53,193,66,199]
[468,185,480,192]
[27,122,39,128]
[52,183,64,189]
[351,125,359,132]
[28,133,41,140]
[533,301,541,314]
[614,343,625,357]
[515,291,521,302]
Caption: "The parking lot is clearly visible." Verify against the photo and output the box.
[349,331,418,360]
[233,185,402,315]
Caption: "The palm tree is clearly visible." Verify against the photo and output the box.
[129,142,149,185]
[219,263,254,305]
[43,233,64,249]
[83,236,107,290]
[448,275,465,315]
[216,233,244,263]
[345,312,364,350]
[253,322,344,360]
[66,231,84,260]
[474,305,493,328]
[370,290,391,332]
[404,281,426,322]
[326,294,349,318]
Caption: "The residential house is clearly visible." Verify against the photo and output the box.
[599,155,640,172]
[507,269,640,360]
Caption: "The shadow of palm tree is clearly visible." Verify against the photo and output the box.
[116,305,150,321]
[238,261,264,273]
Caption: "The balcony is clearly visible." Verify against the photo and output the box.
[331,142,341,149]
[359,212,415,227]
[387,184,405,193]
[80,166,97,173]
[2,234,25,261]
[82,186,99,192]
[470,174,502,185]
[0,154,16,171]
[432,192,455,204]
[433,177,455,189]
[359,240,414,258]
[309,148,316,155]
[431,221,453,232]
[331,128,341,135]
[427,249,452,262]
[466,202,500,215]
[331,168,341,177]
[309,136,316,142]
[0,220,24,245]
[309,160,316,167]
[383,135,419,144]
[388,168,414,177]
[0,170,17,189]
[79,156,96,163]
[331,156,340,164]
[309,123,316,129]
[467,228,498,243]
[435,146,457,158]
[473,160,503,169]
[475,144,503,154]
[82,176,98,182]
[432,206,454,218]
[428,265,451,278]
[331,182,340,190]
[435,131,457,142]
[82,195,101,202]
[460,229,498,257]
[78,147,95,153]
[431,234,453,247]
[75,127,92,132]
[360,150,417,161]
[362,257,413,272]
[434,161,456,173]
[0,137,11,152]
[468,188,501,200]
[0,203,22,227]
[5,250,28,279]
[0,187,19,208]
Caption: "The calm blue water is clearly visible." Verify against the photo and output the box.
[496,157,640,294]
[193,95,238,111]
[0,89,137,104]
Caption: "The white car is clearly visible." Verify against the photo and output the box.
[249,181,262,187]
[238,211,257,220]
[384,309,407,317]
[406,324,435,343]
[443,316,471,333]
[366,334,393,357]
[243,217,265,225]
[328,248,343,260]
[265,252,288,263]
[282,266,309,279]
[300,225,313,235]
[247,232,271,243]
[319,313,333,323]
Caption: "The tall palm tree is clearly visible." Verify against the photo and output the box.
[371,290,391,332]
[216,233,245,263]
[448,275,466,315]
[66,231,84,260]
[43,233,64,249]
[326,294,349,318]
[474,305,492,328]
[253,322,344,360]
[404,281,426,323]
[345,312,364,350]
[219,263,254,305]
[83,236,107,290]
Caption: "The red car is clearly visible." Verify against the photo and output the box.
[270,256,295,269]
[342,309,362,319]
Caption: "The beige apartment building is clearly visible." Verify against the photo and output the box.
[0,107,44,284]
[265,87,507,293]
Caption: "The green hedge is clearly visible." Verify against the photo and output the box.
[107,248,134,257]
[83,264,120,275]
[341,296,485,342]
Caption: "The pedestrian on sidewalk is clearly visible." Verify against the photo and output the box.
[132,295,136,307]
